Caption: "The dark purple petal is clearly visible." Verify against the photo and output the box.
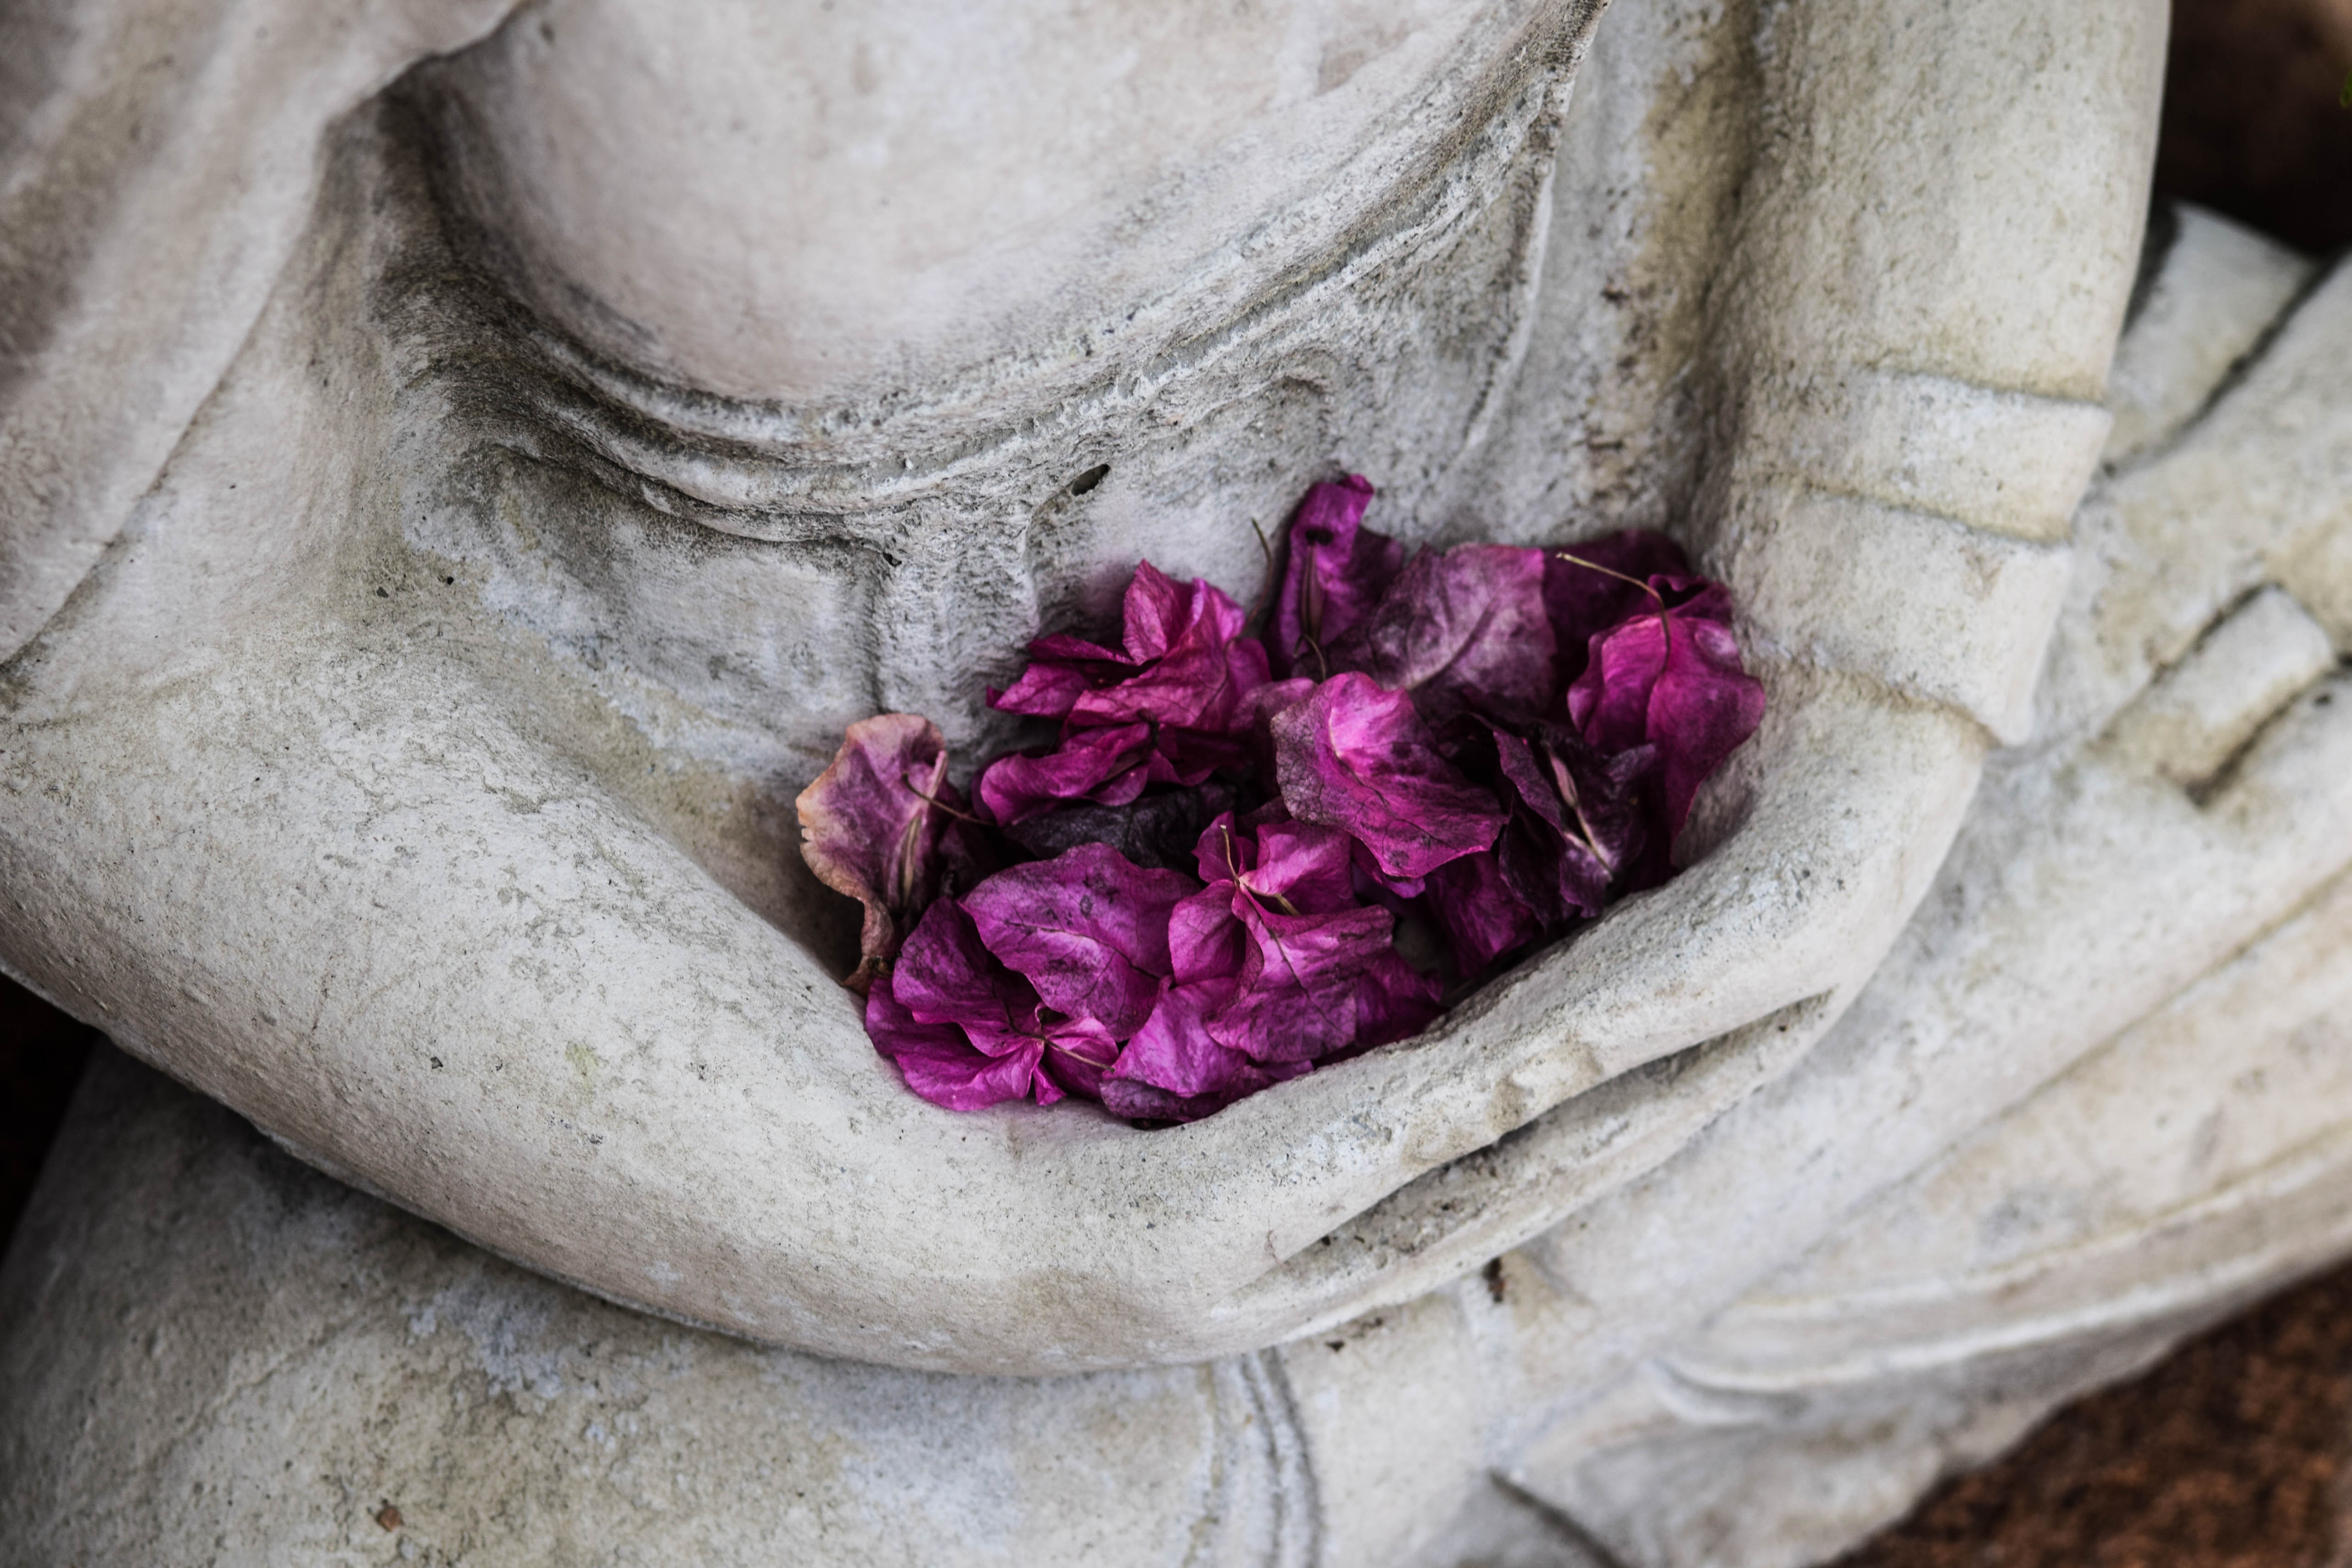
[1270,673,1505,880]
[1349,952,1445,1048]
[1269,475,1406,679]
[961,843,1196,1037]
[892,898,1037,1028]
[1422,848,1545,975]
[796,714,957,993]
[1000,784,1236,871]
[866,972,1053,1111]
[1211,902,1399,1062]
[1567,608,1765,843]
[1544,531,1694,682]
[1115,979,1253,1096]
[1488,725,1649,924]
[1167,883,1249,987]
[974,722,1155,825]
[1329,544,1555,722]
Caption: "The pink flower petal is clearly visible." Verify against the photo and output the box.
[866,973,1054,1111]
[1269,475,1405,679]
[1211,902,1402,1063]
[1329,543,1555,722]
[1187,811,1359,915]
[1116,978,1250,1096]
[1270,673,1505,880]
[795,714,958,993]
[1567,604,1765,844]
[1544,531,1696,681]
[974,722,1155,825]
[961,843,1196,1037]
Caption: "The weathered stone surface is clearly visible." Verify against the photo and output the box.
[1501,210,2352,1568]
[0,1047,1601,1568]
[11,200,2352,1566]
[0,0,2162,1373]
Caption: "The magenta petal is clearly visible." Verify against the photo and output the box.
[1166,883,1249,987]
[1423,848,1546,974]
[1270,673,1505,880]
[1118,560,1201,662]
[1107,980,1311,1122]
[866,974,1047,1111]
[1070,574,1264,737]
[1242,820,1360,914]
[1350,953,1445,1049]
[892,898,1034,1027]
[1116,979,1252,1096]
[989,662,1103,720]
[1568,609,1765,840]
[961,843,1196,1036]
[1270,475,1406,678]
[1329,544,1555,722]
[795,714,955,993]
[991,562,1274,752]
[1544,531,1694,673]
[1212,903,1398,1063]
[974,722,1155,824]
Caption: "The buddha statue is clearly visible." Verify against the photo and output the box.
[18,1,2351,1563]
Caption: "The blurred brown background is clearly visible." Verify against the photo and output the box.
[3,0,2351,1559]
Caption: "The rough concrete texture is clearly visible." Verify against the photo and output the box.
[0,1047,1604,1568]
[1499,211,2352,1568]
[11,198,2352,1568]
[0,0,2163,1373]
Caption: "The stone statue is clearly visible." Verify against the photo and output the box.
[9,0,2347,1563]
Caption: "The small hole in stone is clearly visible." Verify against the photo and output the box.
[1070,463,1110,496]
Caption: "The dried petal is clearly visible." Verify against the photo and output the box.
[1270,673,1505,880]
[891,895,1034,1029]
[988,637,1131,720]
[1269,475,1406,678]
[1544,531,1695,682]
[1422,848,1545,975]
[878,900,1122,1110]
[1188,812,1360,915]
[866,975,1049,1111]
[1330,544,1555,722]
[1067,564,1266,736]
[1212,901,1403,1062]
[1567,603,1765,843]
[1000,784,1236,870]
[1349,952,1445,1049]
[982,562,1300,820]
[962,843,1196,1037]
[1114,978,1251,1097]
[1490,725,1650,925]
[797,714,958,993]
[1103,983,1308,1123]
[974,722,1155,825]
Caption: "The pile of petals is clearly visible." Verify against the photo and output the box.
[798,476,1767,1123]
